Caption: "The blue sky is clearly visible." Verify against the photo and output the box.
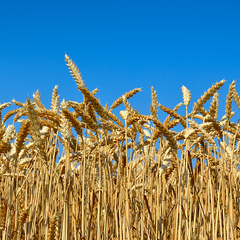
[1,0,240,124]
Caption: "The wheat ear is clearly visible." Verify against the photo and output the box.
[65,54,85,87]
[233,87,240,111]
[33,90,45,110]
[191,79,225,117]
[110,88,142,111]
[208,92,219,120]
[0,197,6,230]
[14,120,30,157]
[225,80,236,120]
[0,102,11,128]
[17,206,30,238]
[158,103,186,129]
[150,86,158,119]
[61,100,84,136]
[51,85,60,113]
[181,85,191,127]
[26,97,47,162]
[151,117,177,150]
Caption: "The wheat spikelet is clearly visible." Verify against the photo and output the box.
[164,119,181,129]
[188,119,216,147]
[12,99,25,107]
[0,102,11,111]
[16,188,25,209]
[65,54,85,87]
[110,88,142,111]
[99,117,119,131]
[159,103,186,128]
[0,139,11,154]
[86,103,97,123]
[79,86,107,119]
[3,109,19,123]
[39,119,60,133]
[198,106,208,117]
[26,98,41,143]
[65,55,107,119]
[225,80,236,120]
[181,85,191,107]
[126,114,151,127]
[37,109,61,124]
[14,120,30,157]
[60,100,71,142]
[60,100,84,136]
[17,206,30,238]
[68,101,97,131]
[151,118,177,150]
[208,92,219,119]
[150,86,158,119]
[164,102,183,125]
[105,110,124,128]
[122,94,133,114]
[48,216,58,240]
[26,97,47,162]
[191,79,225,116]
[0,102,11,128]
[0,197,6,230]
[51,85,60,113]
[13,109,27,123]
[2,125,15,143]
[232,87,240,111]
[33,89,45,110]
[91,88,99,96]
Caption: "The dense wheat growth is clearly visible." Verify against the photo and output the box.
[0,55,240,240]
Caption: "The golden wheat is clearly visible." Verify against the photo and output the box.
[0,56,239,240]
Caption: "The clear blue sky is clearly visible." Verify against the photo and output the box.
[1,0,240,123]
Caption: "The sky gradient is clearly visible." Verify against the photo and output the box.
[1,0,240,124]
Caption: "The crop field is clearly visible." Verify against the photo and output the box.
[0,55,240,240]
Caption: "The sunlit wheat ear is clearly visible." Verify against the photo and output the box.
[51,85,59,113]
[65,53,85,87]
[0,125,12,154]
[181,85,191,107]
[151,117,177,150]
[26,97,47,162]
[208,92,219,119]
[26,98,40,138]
[60,100,71,142]
[225,80,236,120]
[14,119,30,158]
[191,79,225,117]
[233,86,240,110]
[2,125,15,143]
[158,103,186,129]
[163,102,183,126]
[110,88,142,111]
[61,99,84,137]
[150,86,158,119]
[91,88,99,96]
[188,119,216,147]
[33,89,45,110]
[0,102,11,128]
[120,110,129,121]
[122,94,133,113]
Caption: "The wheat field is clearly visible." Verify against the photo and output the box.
[0,55,239,240]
